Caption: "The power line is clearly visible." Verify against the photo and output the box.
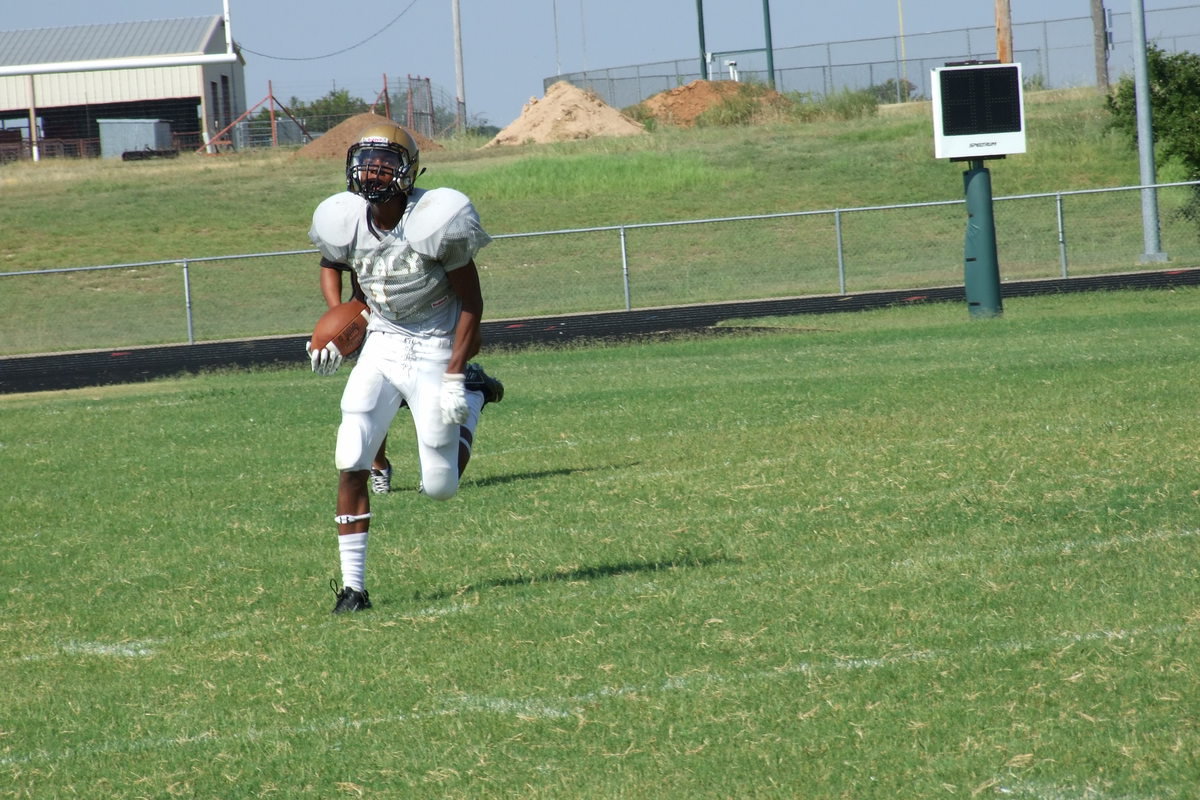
[236,0,422,62]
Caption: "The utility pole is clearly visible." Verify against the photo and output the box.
[552,0,562,76]
[1091,0,1110,90]
[995,0,1013,62]
[452,0,466,132]
[696,0,708,80]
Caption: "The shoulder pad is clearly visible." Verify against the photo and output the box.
[309,192,367,254]
[405,188,473,251]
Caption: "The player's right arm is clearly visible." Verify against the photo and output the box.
[320,258,347,309]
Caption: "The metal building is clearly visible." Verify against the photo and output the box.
[0,15,244,160]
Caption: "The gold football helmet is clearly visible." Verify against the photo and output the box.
[345,123,421,204]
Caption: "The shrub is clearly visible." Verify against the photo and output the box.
[694,82,795,128]
[869,78,920,104]
[821,88,880,121]
[1108,45,1200,232]
[622,103,658,131]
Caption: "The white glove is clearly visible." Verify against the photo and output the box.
[440,373,469,424]
[306,340,344,376]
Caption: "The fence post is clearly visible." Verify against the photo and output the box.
[619,226,632,310]
[1055,193,1069,278]
[835,209,847,294]
[181,261,195,344]
[825,43,833,97]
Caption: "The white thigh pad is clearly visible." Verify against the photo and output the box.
[334,342,402,471]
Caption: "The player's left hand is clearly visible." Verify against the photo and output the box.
[306,340,344,376]
[440,372,469,424]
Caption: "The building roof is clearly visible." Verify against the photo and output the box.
[0,17,222,68]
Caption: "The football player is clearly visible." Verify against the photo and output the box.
[307,122,503,613]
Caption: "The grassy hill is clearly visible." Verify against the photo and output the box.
[0,89,1145,269]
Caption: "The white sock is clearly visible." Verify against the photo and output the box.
[338,532,368,591]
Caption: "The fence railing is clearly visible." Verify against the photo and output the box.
[2,180,1198,357]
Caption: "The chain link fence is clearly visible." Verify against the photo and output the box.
[2,181,1198,357]
[550,6,1200,110]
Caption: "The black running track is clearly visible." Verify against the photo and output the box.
[3,268,1197,395]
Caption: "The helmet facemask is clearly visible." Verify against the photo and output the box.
[346,142,416,204]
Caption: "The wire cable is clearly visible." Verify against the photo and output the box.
[236,0,422,62]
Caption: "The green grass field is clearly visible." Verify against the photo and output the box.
[2,290,1197,798]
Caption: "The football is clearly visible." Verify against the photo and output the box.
[310,299,370,356]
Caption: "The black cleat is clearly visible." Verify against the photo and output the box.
[464,363,504,406]
[330,579,372,614]
[370,462,392,495]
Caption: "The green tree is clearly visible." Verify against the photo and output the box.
[869,78,920,104]
[288,89,371,134]
[1107,45,1200,225]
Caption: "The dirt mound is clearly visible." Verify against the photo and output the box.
[294,112,442,159]
[639,80,788,127]
[485,81,645,147]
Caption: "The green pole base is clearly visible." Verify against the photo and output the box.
[963,160,1003,318]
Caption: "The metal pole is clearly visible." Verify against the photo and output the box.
[182,262,195,344]
[553,0,562,76]
[0,52,237,78]
[696,0,708,80]
[762,0,775,89]
[619,226,632,310]
[963,160,1003,318]
[25,74,39,162]
[1055,193,1069,278]
[834,210,847,294]
[1131,0,1167,262]
[1042,21,1051,86]
[895,0,907,103]
[268,80,277,147]
[222,0,234,53]
[579,0,589,72]
[825,43,833,97]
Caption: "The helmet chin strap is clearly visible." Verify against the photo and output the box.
[369,190,408,229]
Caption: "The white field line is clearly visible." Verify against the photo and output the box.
[3,527,1193,770]
[564,622,1184,708]
[888,527,1199,572]
[989,777,1152,800]
[9,526,1194,667]
[14,604,475,665]
[10,525,1193,668]
[58,639,159,658]
[1,621,1187,770]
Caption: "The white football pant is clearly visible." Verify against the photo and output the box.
[335,331,483,499]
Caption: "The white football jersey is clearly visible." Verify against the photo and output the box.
[309,187,492,338]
